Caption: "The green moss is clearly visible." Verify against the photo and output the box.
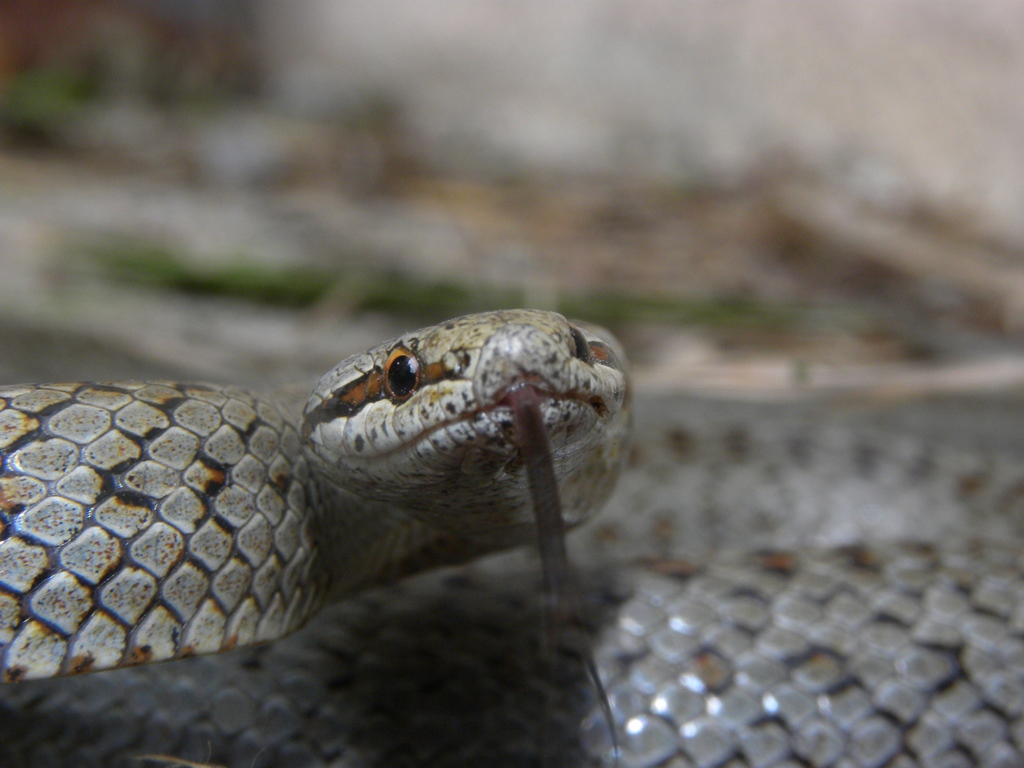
[85,241,806,331]
[1,68,97,142]
[558,293,799,330]
[92,244,335,307]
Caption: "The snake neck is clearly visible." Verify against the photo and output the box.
[310,476,535,599]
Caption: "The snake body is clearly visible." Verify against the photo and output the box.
[1,311,1024,767]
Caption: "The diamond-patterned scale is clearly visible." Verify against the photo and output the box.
[589,544,1024,767]
[3,313,1024,768]
[0,382,323,681]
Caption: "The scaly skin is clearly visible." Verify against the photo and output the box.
[0,380,325,680]
[2,314,1024,767]
[0,310,628,682]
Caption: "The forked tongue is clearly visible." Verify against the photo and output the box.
[507,384,617,763]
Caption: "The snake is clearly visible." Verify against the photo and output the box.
[0,309,1023,768]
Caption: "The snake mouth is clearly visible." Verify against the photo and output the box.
[316,382,607,464]
[495,380,608,418]
[384,383,608,463]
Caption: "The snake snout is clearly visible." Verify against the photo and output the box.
[473,322,574,405]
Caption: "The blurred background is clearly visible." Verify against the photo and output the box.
[2,0,1024,399]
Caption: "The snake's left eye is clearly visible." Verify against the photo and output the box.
[384,347,420,401]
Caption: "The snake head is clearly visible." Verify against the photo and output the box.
[302,309,630,544]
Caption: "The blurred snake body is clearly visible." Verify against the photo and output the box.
[1,309,1024,767]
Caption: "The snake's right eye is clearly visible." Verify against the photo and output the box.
[384,347,421,401]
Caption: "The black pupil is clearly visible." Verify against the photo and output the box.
[387,354,418,398]
[569,326,591,363]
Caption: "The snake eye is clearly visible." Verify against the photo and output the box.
[384,347,420,401]
[568,325,592,364]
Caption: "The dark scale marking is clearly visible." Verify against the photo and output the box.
[200,455,229,477]
[0,498,23,519]
[190,459,227,495]
[109,490,157,511]
[92,384,133,394]
[68,654,95,675]
[0,428,47,456]
[96,471,118,500]
[137,423,167,441]
[354,435,365,452]
[269,463,289,490]
[29,399,80,419]
[104,457,141,476]
[197,444,236,475]
[452,349,472,375]
[150,397,186,411]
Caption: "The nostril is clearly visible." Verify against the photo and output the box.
[589,397,607,416]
